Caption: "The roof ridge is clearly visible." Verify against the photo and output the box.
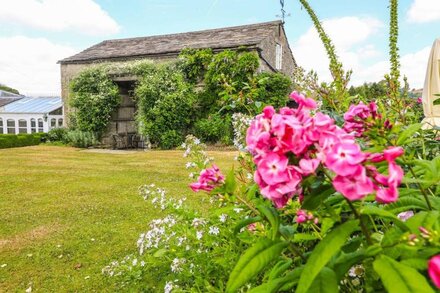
[103,20,282,44]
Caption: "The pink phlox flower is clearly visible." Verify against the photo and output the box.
[190,164,225,193]
[387,161,403,186]
[367,152,386,163]
[375,185,398,203]
[263,106,275,119]
[279,107,295,115]
[290,91,317,110]
[246,117,271,157]
[417,97,423,104]
[332,167,374,201]
[296,209,308,224]
[298,158,320,175]
[344,102,370,121]
[383,146,404,162]
[325,142,366,176]
[257,152,289,185]
[428,255,440,288]
[296,209,317,224]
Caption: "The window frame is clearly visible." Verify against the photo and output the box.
[30,118,37,133]
[275,43,283,70]
[38,118,44,133]
[18,119,27,134]
[7,119,16,134]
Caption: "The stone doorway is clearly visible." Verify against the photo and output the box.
[102,79,138,148]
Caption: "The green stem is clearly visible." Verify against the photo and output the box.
[346,199,373,245]
[407,164,433,210]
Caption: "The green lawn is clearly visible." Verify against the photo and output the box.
[0,145,236,292]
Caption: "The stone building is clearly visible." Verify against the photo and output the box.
[59,20,296,146]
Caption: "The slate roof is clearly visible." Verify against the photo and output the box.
[0,97,62,114]
[0,90,24,107]
[59,21,282,64]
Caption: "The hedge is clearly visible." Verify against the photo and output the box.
[0,133,46,149]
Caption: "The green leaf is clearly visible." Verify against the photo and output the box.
[226,238,288,292]
[153,248,167,258]
[224,168,236,194]
[257,204,280,240]
[384,195,428,213]
[302,184,335,210]
[400,258,428,271]
[405,211,440,234]
[296,220,359,293]
[267,259,293,280]
[293,233,319,243]
[360,205,408,231]
[373,255,434,293]
[248,267,303,293]
[233,216,262,235]
[330,244,382,280]
[308,267,338,293]
[396,123,422,146]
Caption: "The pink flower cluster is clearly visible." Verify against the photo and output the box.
[296,209,318,224]
[190,164,225,192]
[429,255,440,289]
[246,92,404,208]
[343,101,378,137]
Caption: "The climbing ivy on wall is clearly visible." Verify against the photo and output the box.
[70,67,120,137]
[69,49,292,148]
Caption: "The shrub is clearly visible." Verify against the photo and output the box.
[47,127,69,143]
[70,67,120,137]
[194,114,232,143]
[65,130,98,148]
[0,133,46,149]
[159,130,182,150]
[135,64,196,148]
[254,72,292,109]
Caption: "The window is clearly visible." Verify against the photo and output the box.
[50,118,56,129]
[0,118,3,134]
[275,43,283,70]
[7,119,16,134]
[38,118,44,132]
[58,118,63,127]
[18,119,27,134]
[31,119,37,133]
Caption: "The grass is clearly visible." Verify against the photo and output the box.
[0,145,236,291]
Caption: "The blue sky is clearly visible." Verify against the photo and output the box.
[0,0,439,95]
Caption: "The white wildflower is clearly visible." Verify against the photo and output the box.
[177,236,186,246]
[194,138,201,145]
[234,208,243,214]
[348,265,365,278]
[171,258,186,273]
[209,226,220,235]
[191,218,206,227]
[219,214,228,223]
[196,231,203,240]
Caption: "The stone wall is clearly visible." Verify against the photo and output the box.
[259,24,296,78]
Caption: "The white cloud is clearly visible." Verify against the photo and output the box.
[292,16,383,82]
[0,36,76,96]
[292,16,431,88]
[350,47,431,89]
[0,0,120,36]
[408,0,440,23]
